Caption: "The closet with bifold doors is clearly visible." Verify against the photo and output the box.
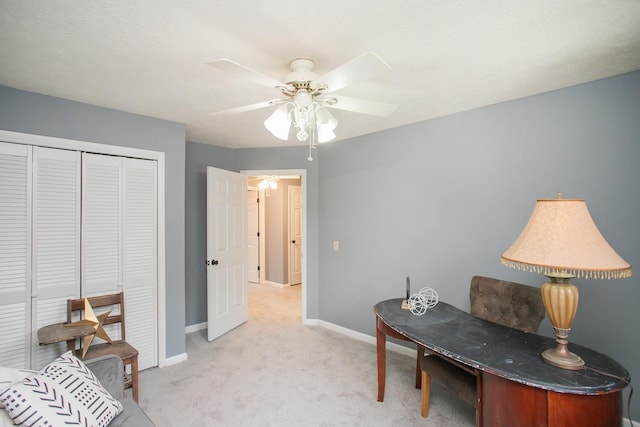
[0,141,158,371]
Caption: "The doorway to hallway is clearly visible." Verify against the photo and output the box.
[244,169,307,322]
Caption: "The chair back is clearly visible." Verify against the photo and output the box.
[469,276,545,334]
[67,292,127,341]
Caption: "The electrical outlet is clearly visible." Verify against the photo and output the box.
[332,240,340,251]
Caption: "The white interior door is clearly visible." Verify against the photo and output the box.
[247,189,260,284]
[207,167,248,341]
[288,185,302,286]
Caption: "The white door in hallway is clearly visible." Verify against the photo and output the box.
[288,185,302,286]
[207,167,248,341]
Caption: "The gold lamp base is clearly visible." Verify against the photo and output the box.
[540,274,584,370]
[541,341,584,370]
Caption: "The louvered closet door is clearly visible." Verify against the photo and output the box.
[82,153,122,299]
[82,153,158,370]
[0,142,31,369]
[81,153,124,352]
[32,147,81,369]
[122,158,157,370]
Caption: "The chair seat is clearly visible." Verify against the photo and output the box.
[82,340,139,361]
[421,355,477,408]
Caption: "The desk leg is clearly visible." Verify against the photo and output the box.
[376,317,386,402]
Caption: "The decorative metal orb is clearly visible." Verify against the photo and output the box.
[407,287,439,316]
[418,287,439,308]
[408,294,427,316]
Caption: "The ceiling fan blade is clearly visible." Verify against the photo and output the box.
[207,59,284,89]
[328,95,397,117]
[313,52,391,94]
[210,99,283,116]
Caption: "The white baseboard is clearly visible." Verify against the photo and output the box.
[260,280,288,288]
[313,319,416,358]
[163,352,188,367]
[185,321,207,334]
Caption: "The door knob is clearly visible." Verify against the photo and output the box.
[207,259,219,266]
[291,240,296,244]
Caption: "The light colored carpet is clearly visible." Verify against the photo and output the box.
[138,283,475,426]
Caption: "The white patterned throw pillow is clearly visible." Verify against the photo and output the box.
[1,366,38,427]
[0,351,123,427]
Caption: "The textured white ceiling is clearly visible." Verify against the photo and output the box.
[1,1,639,149]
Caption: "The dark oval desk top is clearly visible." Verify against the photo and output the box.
[374,298,629,395]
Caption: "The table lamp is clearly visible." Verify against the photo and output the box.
[501,193,632,370]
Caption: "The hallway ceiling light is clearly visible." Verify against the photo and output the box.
[258,176,278,191]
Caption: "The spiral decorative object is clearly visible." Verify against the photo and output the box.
[408,287,439,316]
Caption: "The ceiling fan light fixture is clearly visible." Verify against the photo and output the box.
[264,104,291,140]
[208,52,396,160]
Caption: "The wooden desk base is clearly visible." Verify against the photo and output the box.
[376,312,623,427]
[482,373,622,427]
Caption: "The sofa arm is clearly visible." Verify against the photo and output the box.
[84,355,125,400]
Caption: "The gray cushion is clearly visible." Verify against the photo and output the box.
[108,398,155,427]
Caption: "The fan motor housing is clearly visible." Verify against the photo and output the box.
[284,58,319,85]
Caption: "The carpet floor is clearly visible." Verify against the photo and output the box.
[138,283,475,426]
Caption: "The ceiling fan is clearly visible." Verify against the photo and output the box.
[207,52,397,160]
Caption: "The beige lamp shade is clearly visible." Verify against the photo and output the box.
[501,196,632,279]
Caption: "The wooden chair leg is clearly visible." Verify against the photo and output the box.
[131,355,139,403]
[421,370,431,418]
[415,345,426,388]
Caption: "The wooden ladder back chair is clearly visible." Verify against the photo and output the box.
[419,276,546,420]
[67,292,140,402]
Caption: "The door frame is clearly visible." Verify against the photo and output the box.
[0,129,167,367]
[242,169,307,322]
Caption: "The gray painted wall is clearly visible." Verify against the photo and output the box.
[0,85,187,360]
[317,71,640,419]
